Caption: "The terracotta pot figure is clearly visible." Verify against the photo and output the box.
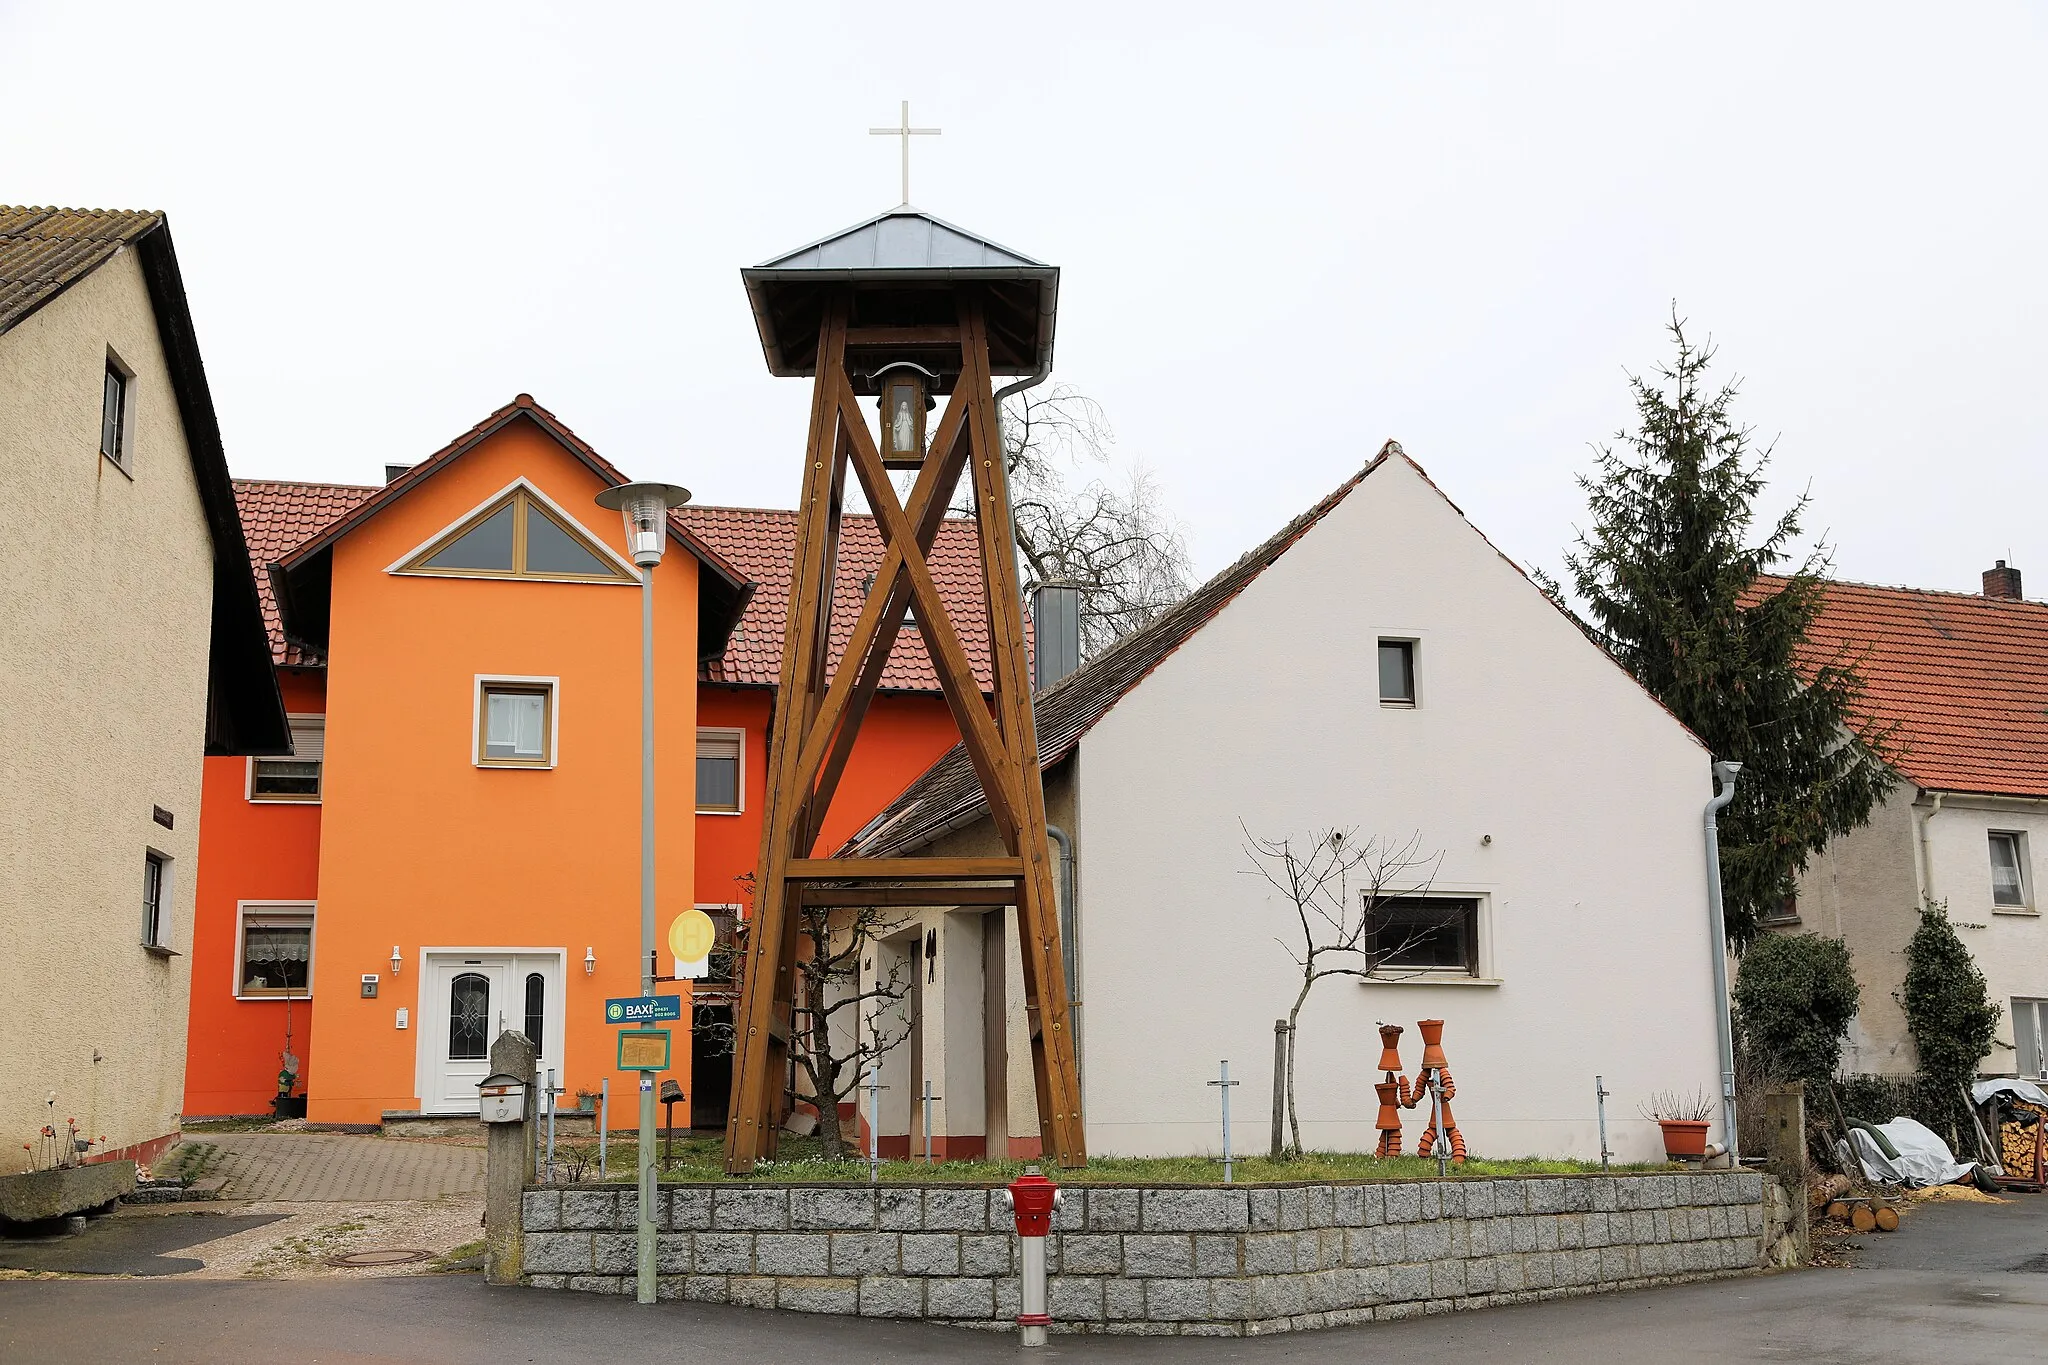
[1376,1024,1405,1075]
[1418,1018,1449,1071]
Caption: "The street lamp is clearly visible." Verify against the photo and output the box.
[593,478,691,1306]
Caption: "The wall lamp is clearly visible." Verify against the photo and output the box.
[584,946,597,976]
[390,946,402,976]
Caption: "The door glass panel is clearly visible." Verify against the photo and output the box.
[525,972,545,1058]
[448,972,491,1060]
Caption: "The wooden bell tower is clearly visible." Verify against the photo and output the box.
[723,208,1085,1172]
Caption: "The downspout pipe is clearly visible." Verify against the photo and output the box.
[1914,790,1946,908]
[1046,824,1078,1058]
[1704,760,1742,1162]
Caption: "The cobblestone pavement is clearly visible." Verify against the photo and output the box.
[197,1133,485,1203]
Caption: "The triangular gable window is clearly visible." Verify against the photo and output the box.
[397,485,636,583]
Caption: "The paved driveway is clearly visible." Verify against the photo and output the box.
[196,1133,484,1202]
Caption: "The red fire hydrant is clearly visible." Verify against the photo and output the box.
[999,1168,1062,1346]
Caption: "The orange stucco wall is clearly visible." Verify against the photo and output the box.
[692,686,965,911]
[184,668,326,1117]
[305,422,697,1125]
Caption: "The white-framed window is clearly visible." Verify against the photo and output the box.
[475,676,558,768]
[142,850,173,952]
[1989,831,2030,910]
[249,715,325,802]
[1364,894,1480,975]
[2014,998,2048,1080]
[1378,638,1417,707]
[696,728,743,814]
[236,904,315,998]
[101,350,134,473]
[678,904,742,989]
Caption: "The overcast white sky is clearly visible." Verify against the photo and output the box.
[6,2,2043,592]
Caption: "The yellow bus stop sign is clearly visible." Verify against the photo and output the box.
[668,908,716,964]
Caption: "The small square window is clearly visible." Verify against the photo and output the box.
[238,909,314,996]
[101,358,130,467]
[478,681,554,767]
[1378,639,1416,705]
[142,851,171,949]
[251,717,325,801]
[697,730,742,813]
[1366,896,1478,974]
[1990,832,2029,908]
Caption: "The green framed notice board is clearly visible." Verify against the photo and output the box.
[617,1028,671,1071]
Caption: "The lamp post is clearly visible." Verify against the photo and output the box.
[594,479,691,1305]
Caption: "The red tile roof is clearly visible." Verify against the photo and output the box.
[230,479,991,695]
[1769,575,2048,798]
[676,505,998,692]
[233,479,378,665]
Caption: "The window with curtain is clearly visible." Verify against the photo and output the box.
[1990,832,2029,908]
[239,910,314,995]
[2015,999,2048,1080]
[251,717,325,800]
[479,682,552,766]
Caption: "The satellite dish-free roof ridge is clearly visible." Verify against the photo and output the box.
[752,204,1046,273]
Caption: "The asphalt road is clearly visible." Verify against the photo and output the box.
[2,1196,2042,1364]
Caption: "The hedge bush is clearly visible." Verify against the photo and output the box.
[1733,932,1861,1084]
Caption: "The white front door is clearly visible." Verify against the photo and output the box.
[420,953,564,1113]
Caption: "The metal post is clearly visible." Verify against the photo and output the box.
[1704,761,1742,1164]
[922,1079,942,1164]
[868,1062,883,1185]
[636,562,657,1305]
[1595,1075,1611,1170]
[1270,1020,1288,1158]
[1431,1071,1448,1178]
[545,1067,558,1181]
[599,1077,609,1181]
[1208,1061,1239,1182]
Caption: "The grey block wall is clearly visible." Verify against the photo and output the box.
[520,1172,1769,1336]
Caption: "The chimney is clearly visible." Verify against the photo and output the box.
[1984,560,2023,601]
[384,463,413,485]
[1032,582,1083,693]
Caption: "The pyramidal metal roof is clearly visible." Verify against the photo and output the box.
[755,205,1047,274]
[742,206,1059,382]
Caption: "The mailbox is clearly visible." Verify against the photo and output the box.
[477,1072,528,1125]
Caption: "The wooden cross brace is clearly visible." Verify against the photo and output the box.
[722,291,1085,1173]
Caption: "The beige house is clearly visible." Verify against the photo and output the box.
[0,207,287,1171]
[1774,564,2048,1081]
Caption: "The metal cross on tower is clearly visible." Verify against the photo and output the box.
[870,100,940,206]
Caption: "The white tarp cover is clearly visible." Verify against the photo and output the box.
[1838,1116,1976,1187]
[1972,1077,2048,1109]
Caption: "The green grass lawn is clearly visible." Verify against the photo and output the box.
[535,1132,1670,1185]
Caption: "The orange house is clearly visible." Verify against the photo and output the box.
[185,397,747,1125]
[185,402,989,1129]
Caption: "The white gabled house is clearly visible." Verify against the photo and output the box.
[845,444,1723,1163]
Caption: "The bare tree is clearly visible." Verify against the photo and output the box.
[991,385,1193,658]
[1242,826,1446,1156]
[782,898,918,1160]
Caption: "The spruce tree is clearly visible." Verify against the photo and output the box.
[1549,314,1895,946]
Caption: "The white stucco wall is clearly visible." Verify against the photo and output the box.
[0,251,215,1164]
[1073,455,1720,1161]
[1920,795,2048,1075]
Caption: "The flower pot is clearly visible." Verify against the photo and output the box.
[1374,1081,1402,1133]
[1376,1025,1405,1074]
[1657,1119,1711,1160]
[1417,1018,1449,1071]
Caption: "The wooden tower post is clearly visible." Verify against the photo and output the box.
[723,208,1085,1173]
